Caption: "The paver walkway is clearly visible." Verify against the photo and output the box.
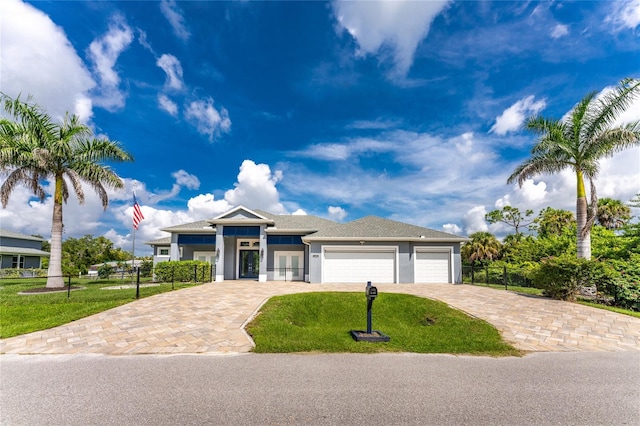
[1,282,639,355]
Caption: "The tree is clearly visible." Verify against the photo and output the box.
[485,205,534,235]
[0,95,133,288]
[596,198,631,230]
[531,207,575,238]
[507,78,640,259]
[461,231,502,265]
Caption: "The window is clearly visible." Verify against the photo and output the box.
[159,248,169,256]
[12,256,24,269]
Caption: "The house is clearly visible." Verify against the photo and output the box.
[0,229,50,270]
[146,206,468,284]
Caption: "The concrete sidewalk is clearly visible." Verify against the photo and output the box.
[1,282,639,355]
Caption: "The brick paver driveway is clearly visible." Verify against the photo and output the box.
[1,282,639,355]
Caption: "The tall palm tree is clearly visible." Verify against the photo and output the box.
[461,231,502,265]
[596,197,631,230]
[507,78,640,259]
[0,95,133,288]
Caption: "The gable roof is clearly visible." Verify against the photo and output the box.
[0,229,45,241]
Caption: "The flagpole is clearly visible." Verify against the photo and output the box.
[131,224,136,285]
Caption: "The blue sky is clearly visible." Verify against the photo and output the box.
[1,0,639,255]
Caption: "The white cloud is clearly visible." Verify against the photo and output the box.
[292,209,307,216]
[156,54,184,91]
[462,205,489,235]
[158,94,178,116]
[550,24,569,38]
[224,160,286,214]
[332,0,450,78]
[184,98,232,141]
[149,170,201,203]
[160,0,191,41]
[490,95,546,135]
[442,223,462,235]
[186,194,232,219]
[607,0,640,31]
[328,206,347,221]
[172,170,200,190]
[87,14,133,110]
[0,0,95,122]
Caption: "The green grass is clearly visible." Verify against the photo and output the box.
[481,284,545,296]
[246,292,521,356]
[577,300,640,318]
[0,278,200,338]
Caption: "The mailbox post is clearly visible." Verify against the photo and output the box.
[365,281,378,334]
[350,281,390,342]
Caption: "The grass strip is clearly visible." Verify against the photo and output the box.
[246,292,521,356]
[0,278,199,338]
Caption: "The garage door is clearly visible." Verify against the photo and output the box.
[323,249,396,283]
[415,251,451,283]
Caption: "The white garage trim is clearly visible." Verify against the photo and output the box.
[322,246,398,284]
[414,247,453,283]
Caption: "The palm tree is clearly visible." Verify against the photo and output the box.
[0,95,133,288]
[596,198,631,230]
[461,231,502,265]
[507,78,640,259]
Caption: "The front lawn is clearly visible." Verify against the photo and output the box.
[246,292,521,356]
[0,278,200,338]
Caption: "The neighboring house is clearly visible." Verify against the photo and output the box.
[147,206,468,284]
[0,229,50,269]
[88,260,145,276]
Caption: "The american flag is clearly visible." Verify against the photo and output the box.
[133,193,144,230]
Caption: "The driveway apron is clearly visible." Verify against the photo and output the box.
[1,282,639,355]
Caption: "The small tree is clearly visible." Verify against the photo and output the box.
[597,198,631,230]
[485,205,534,235]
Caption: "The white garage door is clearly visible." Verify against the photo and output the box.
[323,249,396,283]
[415,251,451,283]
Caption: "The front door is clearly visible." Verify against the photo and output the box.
[239,250,259,279]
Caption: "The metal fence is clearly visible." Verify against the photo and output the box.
[462,264,532,288]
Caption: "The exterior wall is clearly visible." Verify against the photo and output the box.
[0,236,43,251]
[223,236,235,280]
[24,256,42,269]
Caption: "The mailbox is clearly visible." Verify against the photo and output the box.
[366,285,378,301]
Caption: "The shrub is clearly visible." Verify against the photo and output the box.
[154,260,212,283]
[600,256,640,311]
[531,256,616,301]
[97,263,114,279]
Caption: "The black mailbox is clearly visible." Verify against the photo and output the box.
[366,285,378,300]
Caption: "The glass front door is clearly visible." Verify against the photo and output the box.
[239,250,259,279]
[275,251,304,281]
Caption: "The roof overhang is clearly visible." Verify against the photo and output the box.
[302,236,470,243]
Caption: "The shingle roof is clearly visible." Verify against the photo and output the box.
[0,229,45,241]
[0,246,50,256]
[303,215,467,241]
[156,208,467,242]
[145,237,171,246]
[161,220,215,232]
[255,210,338,233]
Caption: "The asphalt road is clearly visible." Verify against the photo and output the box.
[1,352,639,425]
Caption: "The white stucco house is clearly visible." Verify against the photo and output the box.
[146,206,468,284]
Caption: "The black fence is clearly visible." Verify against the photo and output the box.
[462,264,532,288]
[266,267,305,282]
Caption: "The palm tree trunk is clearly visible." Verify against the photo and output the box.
[576,171,591,259]
[46,177,65,288]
